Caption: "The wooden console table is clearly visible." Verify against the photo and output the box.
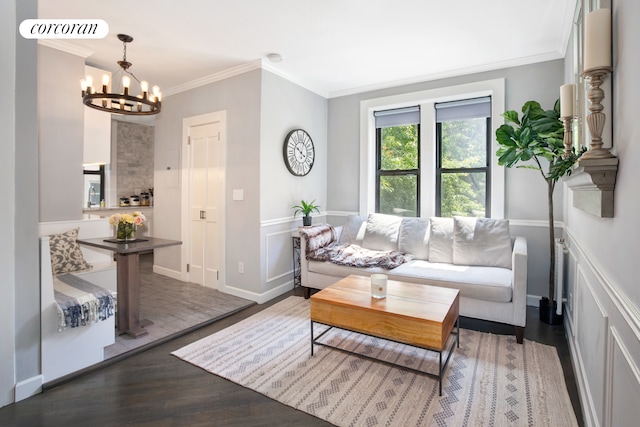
[78,237,182,338]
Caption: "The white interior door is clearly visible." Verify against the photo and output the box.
[187,122,222,288]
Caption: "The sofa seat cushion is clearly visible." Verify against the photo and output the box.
[388,260,512,303]
[308,260,389,277]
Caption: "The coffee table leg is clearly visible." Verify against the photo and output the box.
[439,351,443,396]
[457,316,460,348]
[310,320,314,356]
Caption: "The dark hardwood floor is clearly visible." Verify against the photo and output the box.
[0,288,583,427]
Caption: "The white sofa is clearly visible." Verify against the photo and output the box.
[40,219,117,383]
[299,213,527,343]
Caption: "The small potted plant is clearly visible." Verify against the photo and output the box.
[292,199,320,226]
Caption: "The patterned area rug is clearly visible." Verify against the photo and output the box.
[172,296,578,426]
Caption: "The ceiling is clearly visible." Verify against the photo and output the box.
[38,0,577,99]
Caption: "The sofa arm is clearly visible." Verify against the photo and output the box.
[511,236,528,327]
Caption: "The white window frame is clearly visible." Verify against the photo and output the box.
[359,78,505,219]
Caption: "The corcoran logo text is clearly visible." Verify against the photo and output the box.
[19,19,109,39]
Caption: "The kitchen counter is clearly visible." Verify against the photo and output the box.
[83,206,154,236]
[83,206,153,216]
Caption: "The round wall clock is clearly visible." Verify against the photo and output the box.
[283,129,315,176]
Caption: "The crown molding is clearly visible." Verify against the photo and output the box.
[163,60,264,97]
[37,39,93,58]
[327,51,564,99]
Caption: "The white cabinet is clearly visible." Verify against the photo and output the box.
[83,65,111,165]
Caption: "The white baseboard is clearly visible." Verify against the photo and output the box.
[223,281,294,304]
[15,375,42,402]
[527,294,542,307]
[152,264,184,281]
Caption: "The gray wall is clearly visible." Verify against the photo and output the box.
[258,70,328,297]
[565,0,639,324]
[259,70,328,221]
[153,70,263,291]
[327,60,566,298]
[154,69,328,300]
[38,45,85,221]
[561,1,640,424]
[1,0,40,407]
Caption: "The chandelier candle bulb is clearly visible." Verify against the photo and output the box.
[560,84,575,117]
[370,274,388,299]
[140,80,148,94]
[101,74,109,88]
[584,8,612,71]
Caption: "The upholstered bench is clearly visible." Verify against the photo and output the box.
[39,219,117,383]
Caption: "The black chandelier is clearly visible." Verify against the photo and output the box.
[81,34,161,115]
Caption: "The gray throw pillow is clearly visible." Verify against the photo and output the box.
[339,215,366,246]
[361,213,402,251]
[398,217,430,260]
[428,217,454,263]
[49,228,92,275]
[452,216,512,269]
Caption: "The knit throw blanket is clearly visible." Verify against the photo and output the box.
[299,225,413,270]
[53,273,115,331]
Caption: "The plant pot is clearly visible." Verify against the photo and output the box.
[539,297,564,325]
[302,216,312,227]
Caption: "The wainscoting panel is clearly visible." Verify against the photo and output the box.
[565,250,578,338]
[265,229,295,283]
[565,230,640,427]
[608,327,640,427]
[575,266,608,425]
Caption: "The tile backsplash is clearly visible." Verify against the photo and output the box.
[114,121,154,200]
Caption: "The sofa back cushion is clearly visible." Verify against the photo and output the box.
[361,213,402,251]
[339,215,366,246]
[452,216,512,269]
[428,217,454,263]
[398,217,430,260]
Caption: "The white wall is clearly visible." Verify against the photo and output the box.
[563,0,640,425]
[327,59,566,299]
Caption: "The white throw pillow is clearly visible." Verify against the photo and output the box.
[428,217,454,263]
[339,215,366,245]
[361,213,402,252]
[398,217,430,260]
[452,216,512,269]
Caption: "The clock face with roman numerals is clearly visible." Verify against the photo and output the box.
[283,129,315,176]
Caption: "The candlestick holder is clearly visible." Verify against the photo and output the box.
[561,116,574,158]
[582,66,614,159]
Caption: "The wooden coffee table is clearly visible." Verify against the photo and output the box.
[310,274,460,395]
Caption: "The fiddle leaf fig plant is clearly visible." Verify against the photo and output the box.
[496,99,585,305]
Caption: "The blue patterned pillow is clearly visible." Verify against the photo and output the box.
[49,228,92,275]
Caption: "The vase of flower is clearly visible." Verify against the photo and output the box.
[116,221,136,241]
[109,211,146,241]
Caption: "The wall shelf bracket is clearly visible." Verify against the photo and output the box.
[564,156,619,218]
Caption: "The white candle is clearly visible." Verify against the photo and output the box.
[560,84,575,117]
[370,274,387,299]
[584,8,611,71]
